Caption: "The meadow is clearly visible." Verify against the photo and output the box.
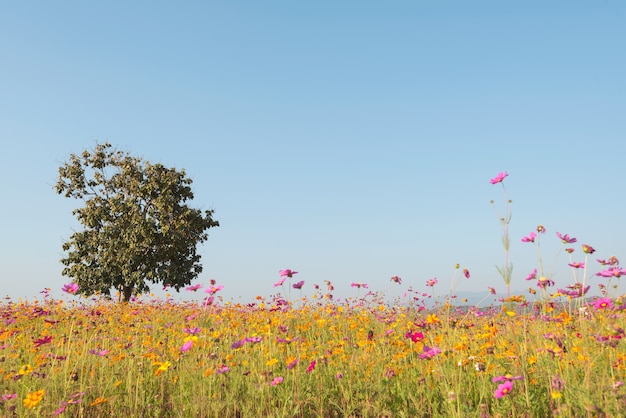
[2,172,625,417]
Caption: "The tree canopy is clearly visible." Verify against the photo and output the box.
[55,142,219,302]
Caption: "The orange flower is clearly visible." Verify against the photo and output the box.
[23,390,44,409]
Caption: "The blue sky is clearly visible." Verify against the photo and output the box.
[1,1,625,303]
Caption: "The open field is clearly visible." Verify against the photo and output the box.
[1,287,625,417]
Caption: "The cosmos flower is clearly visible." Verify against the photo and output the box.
[463,269,470,279]
[62,283,79,294]
[492,374,524,383]
[351,282,368,289]
[525,269,537,281]
[271,376,283,386]
[292,281,305,289]
[596,267,626,278]
[185,284,203,292]
[593,298,613,310]
[23,390,44,409]
[279,269,298,278]
[582,244,595,254]
[494,381,514,398]
[556,232,577,244]
[490,172,508,184]
[568,262,585,269]
[306,360,316,373]
[521,232,536,243]
[426,278,438,287]
[390,275,402,284]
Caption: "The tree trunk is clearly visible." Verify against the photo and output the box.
[122,285,133,303]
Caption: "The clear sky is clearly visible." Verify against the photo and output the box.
[1,1,625,303]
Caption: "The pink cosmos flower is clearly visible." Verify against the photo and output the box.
[426,278,438,287]
[596,267,626,278]
[593,298,613,310]
[181,340,193,352]
[306,360,316,373]
[279,269,298,278]
[274,278,287,287]
[405,331,424,343]
[390,275,402,284]
[521,232,536,243]
[597,256,619,266]
[492,374,524,383]
[463,269,470,279]
[490,172,508,184]
[488,286,496,295]
[582,244,595,254]
[185,284,203,292]
[525,269,537,281]
[271,376,284,386]
[556,232,577,244]
[62,283,79,294]
[557,283,590,298]
[34,336,52,348]
[568,262,585,269]
[205,284,224,294]
[292,281,305,289]
[351,282,368,289]
[494,380,514,398]
[419,346,442,359]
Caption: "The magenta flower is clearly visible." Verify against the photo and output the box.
[292,281,305,289]
[593,298,613,310]
[492,374,524,383]
[557,283,590,298]
[181,340,193,352]
[62,282,79,294]
[350,282,368,289]
[419,345,442,359]
[537,277,555,290]
[390,275,402,284]
[582,244,596,254]
[556,232,577,244]
[597,256,619,266]
[488,286,496,295]
[306,360,316,373]
[426,278,438,287]
[1,393,17,401]
[568,262,585,269]
[274,278,287,287]
[521,232,536,243]
[216,365,230,374]
[490,171,509,184]
[405,331,424,343]
[596,267,626,278]
[271,376,284,386]
[494,380,514,398]
[279,269,298,278]
[185,284,203,292]
[183,327,201,335]
[463,269,470,279]
[34,335,52,348]
[205,284,224,294]
[525,269,537,281]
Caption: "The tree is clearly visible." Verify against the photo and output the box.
[55,142,219,302]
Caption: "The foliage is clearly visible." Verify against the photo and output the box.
[54,142,219,301]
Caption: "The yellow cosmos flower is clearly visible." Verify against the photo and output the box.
[18,364,33,375]
[23,389,44,409]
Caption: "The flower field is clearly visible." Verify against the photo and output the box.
[1,282,625,417]
[2,172,625,417]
